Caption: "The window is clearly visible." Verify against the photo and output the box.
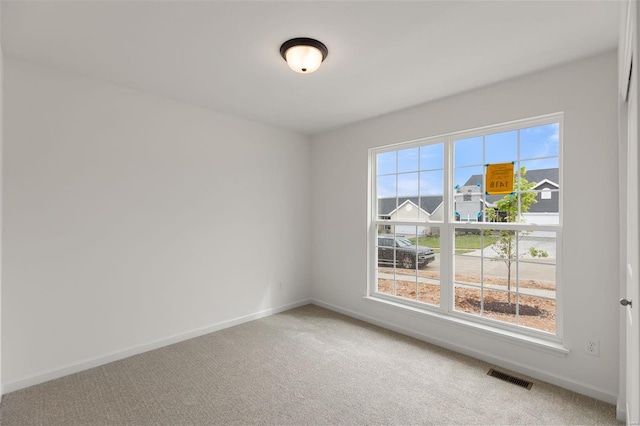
[370,114,561,339]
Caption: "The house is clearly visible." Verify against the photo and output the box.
[454,184,485,222]
[462,167,560,224]
[0,1,637,424]
[377,196,443,235]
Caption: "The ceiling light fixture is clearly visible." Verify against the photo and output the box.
[280,37,328,74]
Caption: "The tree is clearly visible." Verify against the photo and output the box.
[486,167,544,305]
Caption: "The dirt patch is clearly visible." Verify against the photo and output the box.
[465,300,544,317]
[378,279,440,306]
[381,267,555,292]
[456,274,555,291]
[377,276,556,334]
[456,288,556,333]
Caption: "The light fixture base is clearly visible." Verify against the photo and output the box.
[280,37,328,73]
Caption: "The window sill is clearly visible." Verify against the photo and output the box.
[363,295,569,358]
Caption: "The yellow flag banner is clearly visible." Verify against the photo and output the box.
[485,162,514,195]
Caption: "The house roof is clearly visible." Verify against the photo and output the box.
[532,179,559,189]
[378,196,443,216]
[385,199,431,217]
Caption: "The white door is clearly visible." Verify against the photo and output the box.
[624,58,640,424]
[621,3,639,423]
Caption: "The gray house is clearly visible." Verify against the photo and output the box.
[463,167,559,224]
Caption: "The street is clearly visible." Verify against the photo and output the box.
[378,250,556,299]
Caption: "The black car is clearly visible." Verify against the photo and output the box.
[378,234,436,269]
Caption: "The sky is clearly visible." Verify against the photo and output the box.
[377,122,559,198]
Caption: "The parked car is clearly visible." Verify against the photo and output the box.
[377,234,435,269]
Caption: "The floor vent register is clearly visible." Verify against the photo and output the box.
[487,368,533,390]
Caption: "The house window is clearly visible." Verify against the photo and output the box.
[370,114,562,338]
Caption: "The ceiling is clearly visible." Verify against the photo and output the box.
[1,1,621,135]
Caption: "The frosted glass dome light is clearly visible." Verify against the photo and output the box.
[280,38,328,74]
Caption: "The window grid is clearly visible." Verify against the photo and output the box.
[370,113,562,340]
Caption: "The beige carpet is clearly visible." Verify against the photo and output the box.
[0,304,621,425]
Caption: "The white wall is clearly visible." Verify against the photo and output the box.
[2,58,311,390]
[311,52,620,402]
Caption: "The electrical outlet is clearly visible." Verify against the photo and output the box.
[585,339,600,356]
[278,281,282,290]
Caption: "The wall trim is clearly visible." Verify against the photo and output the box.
[311,298,618,405]
[617,404,627,423]
[2,299,312,395]
[362,295,568,356]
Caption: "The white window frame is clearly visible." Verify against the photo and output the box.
[368,113,563,344]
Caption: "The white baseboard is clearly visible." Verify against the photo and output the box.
[311,298,618,405]
[2,299,312,395]
[616,404,627,423]
[3,297,619,406]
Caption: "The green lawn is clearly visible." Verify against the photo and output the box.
[411,234,498,254]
